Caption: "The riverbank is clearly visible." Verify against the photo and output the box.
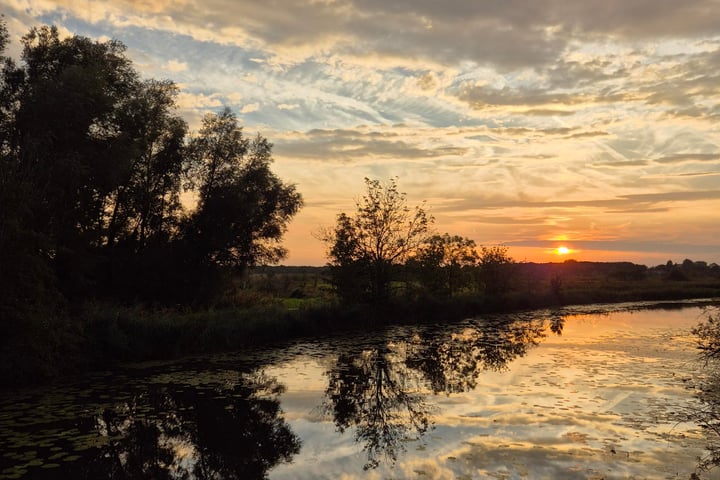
[83,281,720,361]
[73,283,720,364]
[2,273,719,390]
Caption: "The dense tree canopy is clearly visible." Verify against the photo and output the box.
[186,109,302,271]
[322,178,520,305]
[0,21,302,380]
[412,234,480,297]
[0,22,301,298]
[478,245,514,296]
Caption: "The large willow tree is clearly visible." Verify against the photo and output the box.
[0,20,303,382]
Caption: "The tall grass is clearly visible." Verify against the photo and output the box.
[4,271,719,389]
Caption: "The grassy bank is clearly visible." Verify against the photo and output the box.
[3,266,719,389]
[82,275,720,362]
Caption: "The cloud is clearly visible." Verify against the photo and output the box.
[5,0,720,265]
[654,153,720,164]
[522,109,576,117]
[274,128,469,162]
[457,85,587,109]
[435,190,720,212]
[165,59,187,72]
[566,131,609,139]
[176,91,224,110]
[241,102,260,114]
[18,0,720,69]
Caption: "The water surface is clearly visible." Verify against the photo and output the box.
[1,301,719,479]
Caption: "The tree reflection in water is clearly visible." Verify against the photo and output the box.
[690,307,720,474]
[322,314,564,469]
[407,316,557,395]
[73,370,300,479]
[324,345,433,470]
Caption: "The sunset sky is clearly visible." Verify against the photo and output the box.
[4,0,720,266]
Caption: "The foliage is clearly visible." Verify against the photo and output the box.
[0,22,302,383]
[693,308,720,363]
[323,177,432,303]
[411,233,479,297]
[689,307,720,474]
[105,79,188,251]
[185,109,302,272]
[478,245,514,296]
[0,24,300,302]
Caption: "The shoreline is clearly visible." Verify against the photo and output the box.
[3,289,718,391]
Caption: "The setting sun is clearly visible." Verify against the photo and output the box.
[556,246,571,256]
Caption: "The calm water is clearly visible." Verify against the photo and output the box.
[2,301,720,479]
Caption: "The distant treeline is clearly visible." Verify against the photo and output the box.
[254,260,720,279]
[251,259,720,303]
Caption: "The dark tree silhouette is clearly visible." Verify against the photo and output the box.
[105,79,188,251]
[322,177,432,303]
[410,233,480,298]
[478,245,514,297]
[11,26,140,297]
[687,308,720,473]
[0,22,304,382]
[186,109,302,272]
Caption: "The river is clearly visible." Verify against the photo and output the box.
[1,301,719,479]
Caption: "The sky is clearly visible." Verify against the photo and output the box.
[3,0,720,266]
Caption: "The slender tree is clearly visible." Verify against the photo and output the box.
[324,178,432,303]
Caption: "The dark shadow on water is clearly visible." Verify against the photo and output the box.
[407,314,556,395]
[0,369,300,479]
[0,312,570,477]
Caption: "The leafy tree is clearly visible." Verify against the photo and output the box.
[694,309,720,363]
[185,108,302,273]
[412,233,479,297]
[0,22,305,382]
[100,79,191,300]
[325,213,373,303]
[478,245,514,296]
[105,79,188,251]
[0,19,80,383]
[11,26,140,297]
[323,177,432,303]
